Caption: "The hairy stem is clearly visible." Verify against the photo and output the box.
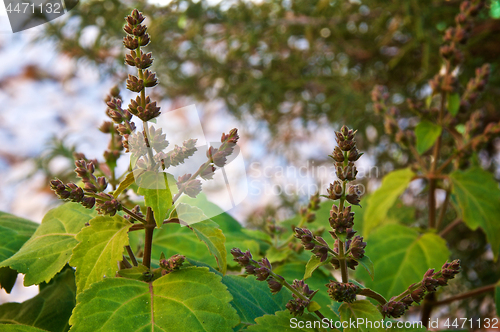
[421,292,435,328]
[431,284,496,306]
[436,188,451,231]
[439,218,462,238]
[125,245,138,266]
[142,207,155,269]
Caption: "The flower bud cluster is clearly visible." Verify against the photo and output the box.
[50,179,121,216]
[155,139,198,169]
[176,174,202,198]
[231,248,285,295]
[460,63,491,112]
[294,228,330,262]
[207,128,239,168]
[159,254,185,275]
[326,281,360,303]
[432,0,485,94]
[286,280,315,316]
[326,126,363,237]
[382,260,461,318]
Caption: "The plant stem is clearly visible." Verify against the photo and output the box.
[337,178,349,284]
[421,292,435,328]
[121,255,132,269]
[439,218,462,237]
[142,207,155,269]
[436,188,450,231]
[358,288,387,305]
[431,284,496,306]
[338,242,348,283]
[125,245,138,266]
[122,206,148,224]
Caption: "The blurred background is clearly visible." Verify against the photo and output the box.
[0,0,499,323]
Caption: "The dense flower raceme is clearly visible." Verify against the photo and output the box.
[381,260,461,318]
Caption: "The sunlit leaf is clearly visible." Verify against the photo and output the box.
[70,215,132,293]
[0,203,96,285]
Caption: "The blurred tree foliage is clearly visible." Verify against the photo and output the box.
[42,0,500,150]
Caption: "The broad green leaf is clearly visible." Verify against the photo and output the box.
[171,203,207,226]
[0,203,96,285]
[69,267,239,331]
[357,224,450,300]
[304,255,330,280]
[70,215,132,293]
[0,325,50,332]
[112,172,135,198]
[363,169,414,236]
[266,246,289,263]
[415,120,442,154]
[244,310,326,332]
[117,265,149,281]
[0,268,76,332]
[338,300,385,332]
[0,267,18,293]
[274,262,334,317]
[450,167,500,259]
[137,171,174,227]
[241,229,273,243]
[448,92,460,116]
[186,259,292,331]
[0,211,38,292]
[353,255,374,280]
[222,275,292,331]
[150,196,257,269]
[190,219,227,274]
[386,199,415,225]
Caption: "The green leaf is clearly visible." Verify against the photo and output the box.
[0,268,76,332]
[0,203,96,285]
[69,267,239,331]
[338,300,385,332]
[0,211,38,292]
[241,229,273,243]
[171,203,208,226]
[353,255,374,280]
[117,265,149,281]
[137,171,174,227]
[0,211,39,262]
[307,301,321,312]
[448,92,460,116]
[265,246,290,263]
[112,172,135,198]
[190,219,227,274]
[0,325,51,332]
[243,310,325,331]
[415,120,442,154]
[357,224,450,300]
[363,168,414,236]
[0,267,18,294]
[221,275,292,331]
[450,167,500,260]
[304,255,330,280]
[69,215,131,293]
